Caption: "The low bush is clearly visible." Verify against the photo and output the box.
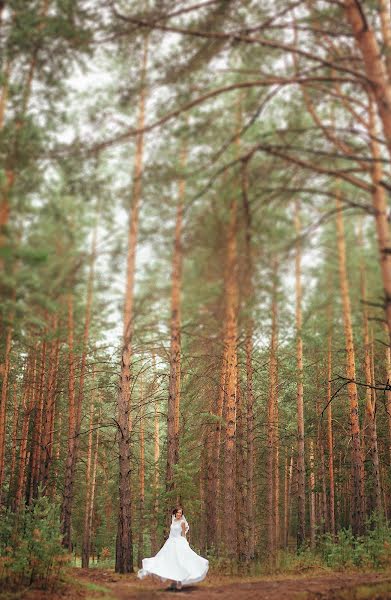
[0,495,68,589]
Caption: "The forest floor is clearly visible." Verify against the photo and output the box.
[56,568,391,600]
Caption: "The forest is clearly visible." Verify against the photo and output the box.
[1,1,391,599]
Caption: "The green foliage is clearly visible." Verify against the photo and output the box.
[0,496,68,588]
[320,516,391,571]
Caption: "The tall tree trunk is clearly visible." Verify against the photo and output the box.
[384,321,391,471]
[61,295,76,548]
[207,345,227,551]
[116,35,148,574]
[166,141,186,501]
[344,0,391,157]
[82,380,95,569]
[335,191,365,535]
[137,375,145,568]
[309,439,316,549]
[367,97,391,341]
[0,322,12,500]
[242,161,255,560]
[151,359,160,554]
[295,200,306,548]
[29,334,47,502]
[326,325,336,538]
[267,264,278,563]
[284,448,293,548]
[7,383,18,507]
[223,194,239,558]
[235,381,247,561]
[359,227,382,515]
[40,322,60,493]
[15,352,37,511]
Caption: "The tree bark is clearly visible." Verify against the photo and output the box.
[222,194,239,558]
[267,263,278,563]
[344,0,391,158]
[137,375,145,568]
[166,141,186,501]
[309,439,316,549]
[335,191,365,536]
[326,325,336,538]
[295,200,306,548]
[116,34,148,574]
[82,378,95,568]
[61,294,76,548]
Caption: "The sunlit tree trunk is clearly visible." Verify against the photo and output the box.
[223,194,239,558]
[208,344,227,551]
[116,35,148,574]
[344,0,391,157]
[335,191,365,535]
[295,200,306,548]
[367,98,391,341]
[359,227,382,515]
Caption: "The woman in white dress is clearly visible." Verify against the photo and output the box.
[137,506,209,591]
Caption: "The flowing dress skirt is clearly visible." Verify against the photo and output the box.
[137,535,209,586]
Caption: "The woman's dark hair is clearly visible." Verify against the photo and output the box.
[172,506,183,517]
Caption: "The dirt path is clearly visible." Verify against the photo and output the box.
[74,568,391,600]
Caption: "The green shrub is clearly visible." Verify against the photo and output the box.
[319,514,391,570]
[0,495,68,588]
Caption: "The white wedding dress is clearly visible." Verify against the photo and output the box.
[137,516,209,586]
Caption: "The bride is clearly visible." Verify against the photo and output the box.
[137,506,209,591]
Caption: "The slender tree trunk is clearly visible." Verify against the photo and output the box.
[223,194,239,558]
[0,323,12,500]
[335,191,365,535]
[208,345,227,551]
[61,295,76,548]
[88,411,100,564]
[138,375,145,568]
[15,352,37,511]
[8,383,18,507]
[40,323,60,493]
[82,380,95,569]
[284,448,294,548]
[29,334,47,502]
[267,264,278,563]
[166,142,186,501]
[326,326,336,538]
[295,200,306,548]
[359,228,382,515]
[116,35,148,574]
[309,440,316,549]
[242,161,255,560]
[384,321,391,470]
[151,360,160,554]
[235,381,247,561]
